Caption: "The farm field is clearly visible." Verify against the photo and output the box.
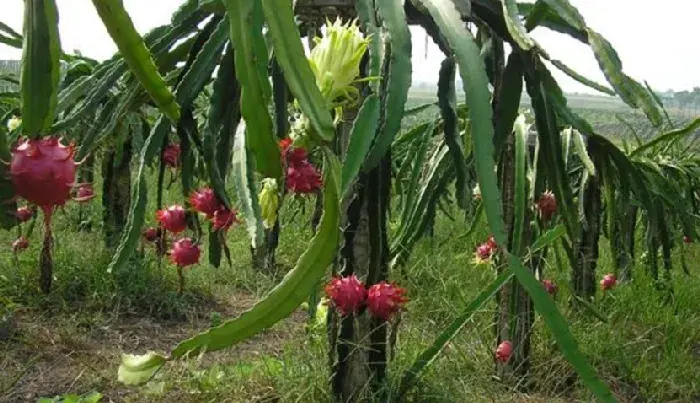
[2,1,700,403]
[2,96,700,402]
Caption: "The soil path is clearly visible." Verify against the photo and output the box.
[0,290,306,403]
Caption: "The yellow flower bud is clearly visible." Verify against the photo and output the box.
[7,116,21,132]
[259,178,279,229]
[314,298,328,328]
[309,18,370,106]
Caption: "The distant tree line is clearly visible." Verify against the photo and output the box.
[660,88,700,115]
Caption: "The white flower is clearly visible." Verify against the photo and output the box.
[308,18,370,106]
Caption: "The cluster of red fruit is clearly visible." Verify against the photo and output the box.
[142,186,238,268]
[138,144,240,268]
[9,136,95,253]
[324,274,408,321]
[279,138,322,194]
[496,278,606,363]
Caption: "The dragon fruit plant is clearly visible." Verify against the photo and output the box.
[150,186,239,292]
[9,136,95,292]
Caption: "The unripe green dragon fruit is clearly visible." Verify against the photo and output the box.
[259,178,279,229]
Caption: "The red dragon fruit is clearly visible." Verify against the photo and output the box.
[474,240,496,265]
[10,136,80,293]
[279,138,322,194]
[279,138,307,165]
[10,137,77,220]
[286,161,323,194]
[189,187,221,218]
[476,243,492,260]
[12,236,29,253]
[286,147,308,166]
[74,183,95,203]
[600,273,617,291]
[542,279,558,296]
[537,190,557,221]
[325,274,366,316]
[162,143,181,168]
[211,207,238,232]
[366,281,408,320]
[15,206,33,223]
[496,340,513,362]
[156,205,187,234]
[143,227,159,242]
[169,238,201,267]
[169,238,200,294]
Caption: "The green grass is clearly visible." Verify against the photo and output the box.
[1,186,700,402]
[1,100,700,401]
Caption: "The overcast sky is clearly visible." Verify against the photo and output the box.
[0,0,698,94]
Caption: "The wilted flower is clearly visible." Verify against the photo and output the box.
[473,183,481,200]
[259,178,279,229]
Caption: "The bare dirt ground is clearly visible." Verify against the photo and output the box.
[0,290,306,403]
